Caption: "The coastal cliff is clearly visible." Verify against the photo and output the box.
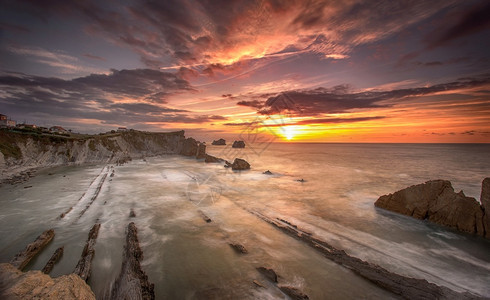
[0,129,202,182]
[375,179,490,239]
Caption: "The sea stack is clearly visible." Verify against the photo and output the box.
[232,140,245,148]
[375,179,488,238]
[211,138,226,145]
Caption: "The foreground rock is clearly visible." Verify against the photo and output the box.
[10,229,55,270]
[211,138,226,145]
[375,179,488,238]
[252,212,481,299]
[232,140,245,148]
[228,243,248,254]
[110,222,155,300]
[229,158,250,170]
[74,223,100,281]
[0,263,95,300]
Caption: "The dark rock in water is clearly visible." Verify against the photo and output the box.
[196,142,206,159]
[296,179,306,182]
[74,223,100,281]
[253,280,265,288]
[256,267,278,283]
[279,286,309,300]
[129,209,136,218]
[231,158,250,170]
[375,179,486,237]
[229,243,248,254]
[42,246,64,274]
[110,222,155,300]
[224,161,231,168]
[232,140,245,148]
[204,154,223,163]
[263,170,273,175]
[10,229,55,270]
[481,178,490,238]
[198,210,212,223]
[211,138,226,145]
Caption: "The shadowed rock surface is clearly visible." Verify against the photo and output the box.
[230,158,250,170]
[481,178,490,238]
[110,222,154,300]
[253,212,482,300]
[232,140,245,148]
[204,154,223,163]
[0,263,95,300]
[180,137,199,157]
[196,142,206,159]
[41,246,64,274]
[211,138,226,145]
[10,229,54,270]
[375,179,487,237]
[256,267,278,283]
[74,223,100,281]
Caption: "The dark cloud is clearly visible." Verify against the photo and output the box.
[427,2,490,49]
[2,0,458,68]
[223,116,384,127]
[237,76,490,116]
[0,69,224,127]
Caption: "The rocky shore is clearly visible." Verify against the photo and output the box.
[375,178,490,238]
[1,130,250,185]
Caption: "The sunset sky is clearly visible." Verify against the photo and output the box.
[1,0,489,142]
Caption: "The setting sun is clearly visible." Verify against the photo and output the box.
[281,125,300,140]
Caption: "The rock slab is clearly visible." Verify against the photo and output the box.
[10,229,55,270]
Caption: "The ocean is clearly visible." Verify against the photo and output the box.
[1,143,489,299]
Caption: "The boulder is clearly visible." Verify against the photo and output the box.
[196,143,206,159]
[0,263,95,300]
[230,158,250,170]
[375,180,486,237]
[211,138,226,145]
[481,177,490,238]
[263,170,273,175]
[204,154,223,163]
[232,140,245,148]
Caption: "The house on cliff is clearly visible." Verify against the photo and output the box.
[0,114,16,128]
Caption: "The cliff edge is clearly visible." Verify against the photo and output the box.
[0,129,204,183]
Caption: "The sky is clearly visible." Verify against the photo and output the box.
[1,0,489,143]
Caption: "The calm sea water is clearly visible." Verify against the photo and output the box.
[1,143,489,299]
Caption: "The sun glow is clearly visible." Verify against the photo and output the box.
[282,125,299,140]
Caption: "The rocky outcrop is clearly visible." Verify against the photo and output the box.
[375,179,488,238]
[10,229,55,270]
[253,212,480,300]
[211,138,226,145]
[229,158,250,170]
[110,222,154,300]
[42,247,64,274]
[481,178,490,238]
[180,137,199,157]
[232,140,245,148]
[0,263,95,300]
[74,223,100,281]
[279,286,309,300]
